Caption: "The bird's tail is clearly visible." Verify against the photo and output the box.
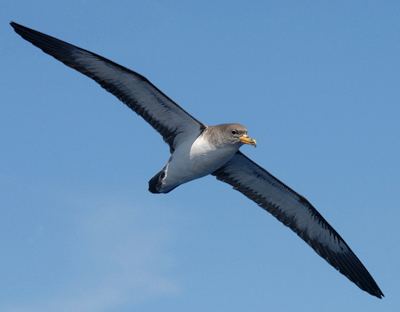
[148,166,178,194]
[148,170,166,194]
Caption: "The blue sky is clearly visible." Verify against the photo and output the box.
[1,1,399,311]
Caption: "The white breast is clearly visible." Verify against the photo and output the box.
[160,133,238,191]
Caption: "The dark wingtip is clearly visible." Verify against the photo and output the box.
[10,21,21,31]
[10,21,33,38]
[366,282,384,299]
[373,288,385,299]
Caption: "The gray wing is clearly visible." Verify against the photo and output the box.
[11,22,205,151]
[213,151,383,298]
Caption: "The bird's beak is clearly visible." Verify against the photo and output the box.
[239,134,257,147]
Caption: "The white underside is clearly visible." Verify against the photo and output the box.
[159,132,239,192]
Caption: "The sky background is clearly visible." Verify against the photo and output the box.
[1,1,399,311]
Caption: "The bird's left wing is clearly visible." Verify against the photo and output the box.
[213,151,383,298]
[10,22,205,151]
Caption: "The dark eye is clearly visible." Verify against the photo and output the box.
[231,130,237,135]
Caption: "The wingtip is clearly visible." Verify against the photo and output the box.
[369,276,385,299]
[10,22,33,34]
[367,284,384,299]
[376,290,385,299]
[10,21,23,33]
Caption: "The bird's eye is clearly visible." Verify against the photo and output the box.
[231,130,237,135]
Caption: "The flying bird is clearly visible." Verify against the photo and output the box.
[10,22,383,298]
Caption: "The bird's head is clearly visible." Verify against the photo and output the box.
[217,123,257,147]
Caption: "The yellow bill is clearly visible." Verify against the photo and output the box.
[239,134,257,147]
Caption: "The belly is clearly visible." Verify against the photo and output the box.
[161,137,237,191]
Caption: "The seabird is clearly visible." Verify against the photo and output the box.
[10,22,383,298]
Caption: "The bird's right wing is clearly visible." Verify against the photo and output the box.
[11,22,205,151]
[213,151,383,298]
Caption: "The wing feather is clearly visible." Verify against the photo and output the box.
[213,151,383,298]
[11,22,205,151]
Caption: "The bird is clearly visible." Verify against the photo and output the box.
[10,21,383,298]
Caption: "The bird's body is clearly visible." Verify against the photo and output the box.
[150,124,246,193]
[11,22,384,298]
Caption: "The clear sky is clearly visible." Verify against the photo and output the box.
[1,1,399,311]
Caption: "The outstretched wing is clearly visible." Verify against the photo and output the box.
[213,151,383,298]
[11,22,205,151]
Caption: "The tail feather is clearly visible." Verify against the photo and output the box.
[148,168,179,194]
[148,170,165,193]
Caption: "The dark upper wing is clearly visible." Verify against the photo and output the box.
[10,22,205,151]
[213,151,383,298]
